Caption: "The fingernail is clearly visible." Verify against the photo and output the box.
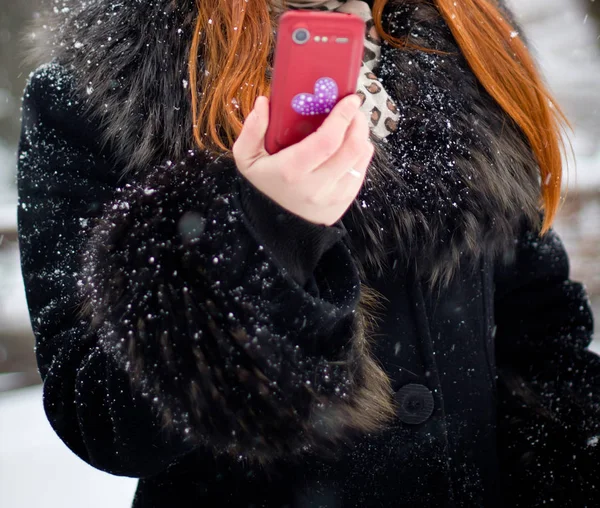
[255,95,267,109]
[350,94,361,108]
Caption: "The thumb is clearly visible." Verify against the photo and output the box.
[233,96,270,170]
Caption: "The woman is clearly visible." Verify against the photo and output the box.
[17,0,599,506]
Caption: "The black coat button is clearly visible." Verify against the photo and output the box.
[394,383,435,425]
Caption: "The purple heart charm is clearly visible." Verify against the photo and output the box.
[291,77,338,115]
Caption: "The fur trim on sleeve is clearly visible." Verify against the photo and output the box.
[80,151,395,463]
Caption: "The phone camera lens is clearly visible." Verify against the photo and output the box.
[292,28,310,44]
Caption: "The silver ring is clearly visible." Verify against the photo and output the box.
[347,167,362,178]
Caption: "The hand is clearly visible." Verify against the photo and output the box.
[232,94,374,226]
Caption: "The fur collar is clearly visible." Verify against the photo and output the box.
[30,0,542,287]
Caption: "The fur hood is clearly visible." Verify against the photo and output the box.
[30,0,542,286]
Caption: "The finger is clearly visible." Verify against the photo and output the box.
[314,142,372,225]
[232,96,269,170]
[306,111,368,202]
[270,94,361,174]
[332,140,374,201]
[313,109,371,186]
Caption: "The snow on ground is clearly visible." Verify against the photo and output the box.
[0,385,138,508]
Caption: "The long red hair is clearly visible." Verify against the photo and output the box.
[189,0,567,234]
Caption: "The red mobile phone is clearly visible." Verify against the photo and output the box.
[265,10,365,155]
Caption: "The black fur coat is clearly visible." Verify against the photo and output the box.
[17,0,598,506]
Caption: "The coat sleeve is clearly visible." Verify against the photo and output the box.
[17,64,394,477]
[493,217,600,505]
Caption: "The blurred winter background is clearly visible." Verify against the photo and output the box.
[0,0,599,506]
